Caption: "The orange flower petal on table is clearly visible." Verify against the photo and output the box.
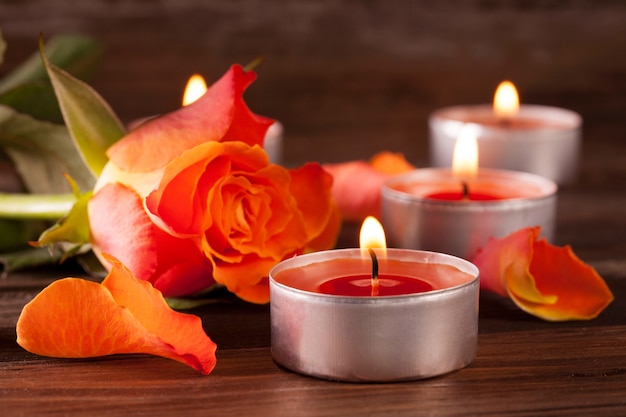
[323,160,385,222]
[369,151,416,175]
[324,152,415,222]
[16,254,217,375]
[107,64,273,173]
[472,227,614,321]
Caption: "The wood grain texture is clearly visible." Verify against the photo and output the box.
[1,264,625,416]
[1,1,626,415]
[2,0,626,165]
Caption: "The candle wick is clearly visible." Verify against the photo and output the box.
[368,248,380,296]
[368,248,379,279]
[461,182,469,200]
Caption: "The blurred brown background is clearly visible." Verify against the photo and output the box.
[1,0,625,171]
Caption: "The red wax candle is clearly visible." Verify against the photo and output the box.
[273,255,475,296]
[425,190,503,201]
[318,274,433,296]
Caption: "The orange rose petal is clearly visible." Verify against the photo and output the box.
[289,162,337,241]
[107,64,273,173]
[16,255,217,375]
[89,182,159,280]
[323,161,387,222]
[473,227,614,321]
[473,227,538,297]
[306,200,342,252]
[527,239,614,321]
[89,182,215,297]
[17,279,148,358]
[101,255,217,373]
[324,152,415,222]
[505,258,558,306]
[369,151,415,175]
[211,253,277,299]
[233,277,270,304]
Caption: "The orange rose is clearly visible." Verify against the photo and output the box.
[145,141,338,302]
[89,65,340,303]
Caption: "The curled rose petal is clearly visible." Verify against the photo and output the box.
[324,151,415,222]
[472,227,614,321]
[16,254,217,375]
[107,64,273,173]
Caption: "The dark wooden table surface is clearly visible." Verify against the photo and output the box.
[1,1,626,416]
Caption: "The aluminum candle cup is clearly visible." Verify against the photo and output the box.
[270,248,480,382]
[429,105,582,184]
[381,168,557,260]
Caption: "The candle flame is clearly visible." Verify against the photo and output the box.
[182,74,208,106]
[359,216,387,254]
[452,126,479,178]
[360,216,385,296]
[493,80,519,120]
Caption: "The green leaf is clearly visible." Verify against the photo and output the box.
[39,35,125,177]
[34,177,91,261]
[165,297,225,310]
[0,218,45,252]
[0,83,64,123]
[165,284,229,310]
[0,152,24,192]
[0,246,63,276]
[0,33,102,94]
[0,34,102,123]
[0,104,96,193]
[75,251,107,278]
[36,176,92,253]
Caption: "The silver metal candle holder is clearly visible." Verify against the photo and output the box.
[429,104,582,185]
[270,248,480,382]
[381,168,557,260]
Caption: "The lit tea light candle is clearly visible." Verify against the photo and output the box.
[425,127,501,201]
[382,130,558,259]
[429,80,581,184]
[182,73,284,164]
[270,217,480,382]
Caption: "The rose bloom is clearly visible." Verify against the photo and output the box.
[88,65,340,303]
